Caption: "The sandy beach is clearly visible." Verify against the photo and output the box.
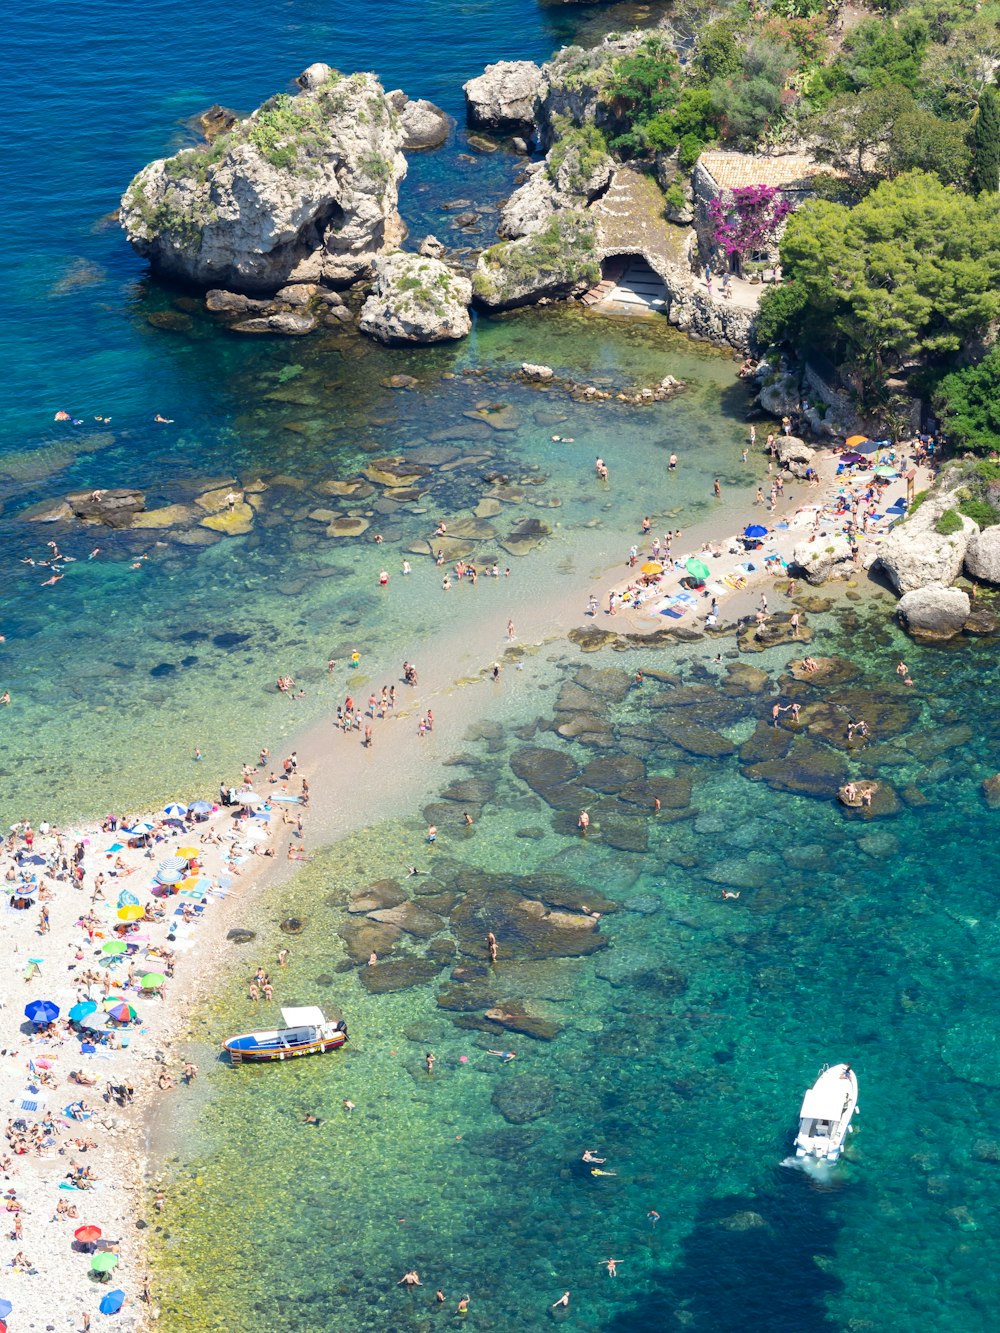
[0,427,927,1331]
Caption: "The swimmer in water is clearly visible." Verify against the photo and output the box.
[487,1050,516,1063]
[591,1168,617,1177]
[581,1149,606,1164]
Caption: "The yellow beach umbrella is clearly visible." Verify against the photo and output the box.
[177,847,199,859]
[845,434,869,447]
[117,904,145,922]
[641,561,663,575]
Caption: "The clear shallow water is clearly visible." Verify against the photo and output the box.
[8,3,1000,1330]
[153,597,1000,1333]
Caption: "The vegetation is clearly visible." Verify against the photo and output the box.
[936,349,1000,455]
[768,172,1000,400]
[935,507,964,535]
[474,212,599,306]
[546,119,609,194]
[972,88,1000,193]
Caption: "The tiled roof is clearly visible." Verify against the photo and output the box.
[697,150,828,192]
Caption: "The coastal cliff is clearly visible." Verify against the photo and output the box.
[120,64,407,293]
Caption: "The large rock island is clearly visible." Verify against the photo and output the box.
[120,64,407,293]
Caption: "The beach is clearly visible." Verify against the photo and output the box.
[0,432,929,1330]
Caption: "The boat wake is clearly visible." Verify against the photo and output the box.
[780,1154,836,1186]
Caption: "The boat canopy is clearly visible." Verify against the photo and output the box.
[801,1084,846,1121]
[280,1006,326,1027]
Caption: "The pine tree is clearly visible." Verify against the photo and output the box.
[972,89,1000,195]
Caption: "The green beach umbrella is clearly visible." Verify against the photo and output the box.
[685,558,711,583]
[101,940,127,957]
[140,973,165,989]
[90,1252,119,1273]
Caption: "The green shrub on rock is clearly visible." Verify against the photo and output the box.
[935,508,964,535]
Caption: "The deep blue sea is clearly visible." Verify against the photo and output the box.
[6,4,1000,1332]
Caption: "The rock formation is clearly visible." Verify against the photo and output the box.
[876,498,978,594]
[896,587,971,640]
[791,534,854,584]
[359,252,472,343]
[463,61,544,135]
[386,91,453,150]
[121,65,407,293]
[499,135,613,240]
[473,211,600,310]
[964,525,1000,584]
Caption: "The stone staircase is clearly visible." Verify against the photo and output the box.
[604,257,668,313]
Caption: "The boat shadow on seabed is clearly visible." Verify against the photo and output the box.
[604,1180,845,1333]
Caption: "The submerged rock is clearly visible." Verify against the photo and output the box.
[743,738,848,797]
[491,1074,554,1123]
[359,956,442,993]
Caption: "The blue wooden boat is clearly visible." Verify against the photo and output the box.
[222,1006,348,1065]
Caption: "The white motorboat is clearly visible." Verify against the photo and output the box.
[794,1063,858,1161]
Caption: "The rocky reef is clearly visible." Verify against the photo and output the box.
[359,252,472,343]
[120,64,407,293]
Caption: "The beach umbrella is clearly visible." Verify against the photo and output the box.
[176,846,199,859]
[743,524,768,538]
[159,856,188,870]
[235,790,263,806]
[155,867,183,885]
[840,452,866,465]
[0,1299,10,1318]
[74,1224,102,1245]
[163,802,187,817]
[640,560,663,575]
[79,1015,108,1031]
[140,973,165,990]
[845,434,868,447]
[24,1000,59,1025]
[102,940,127,957]
[99,1289,126,1315]
[874,464,897,478]
[685,558,711,584]
[189,800,212,815]
[12,883,38,899]
[107,1002,137,1023]
[90,1252,119,1274]
[69,1002,98,1023]
[124,822,154,836]
[117,905,145,922]
[116,890,140,908]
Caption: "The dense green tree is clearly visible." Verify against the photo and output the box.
[809,85,968,185]
[837,17,929,92]
[710,40,791,144]
[693,18,744,83]
[936,348,1000,453]
[972,87,1000,193]
[922,17,1000,115]
[778,171,1000,376]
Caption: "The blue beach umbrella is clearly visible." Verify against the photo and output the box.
[69,1001,98,1023]
[743,524,768,538]
[155,866,183,885]
[99,1288,126,1315]
[117,890,140,908]
[0,1299,12,1319]
[189,800,213,815]
[24,1000,59,1025]
[164,802,187,817]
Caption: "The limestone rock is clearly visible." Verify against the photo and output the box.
[367,902,445,938]
[791,534,854,584]
[877,501,978,595]
[348,879,406,913]
[66,488,145,528]
[521,362,554,381]
[386,91,453,150]
[325,515,370,537]
[121,69,407,293]
[230,312,316,336]
[897,587,970,641]
[964,525,1000,584]
[419,234,446,258]
[131,503,200,529]
[473,210,600,311]
[359,956,442,994]
[776,435,814,475]
[463,61,543,134]
[359,252,472,344]
[200,502,254,535]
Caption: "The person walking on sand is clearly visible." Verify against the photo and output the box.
[507,619,516,641]
[714,477,722,498]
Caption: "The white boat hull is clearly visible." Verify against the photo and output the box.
[794,1063,858,1162]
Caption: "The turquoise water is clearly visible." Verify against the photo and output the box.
[7,2,1000,1331]
[153,594,1000,1333]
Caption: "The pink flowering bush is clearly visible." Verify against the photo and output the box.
[708,184,792,268]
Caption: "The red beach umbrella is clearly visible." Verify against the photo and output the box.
[74,1224,102,1244]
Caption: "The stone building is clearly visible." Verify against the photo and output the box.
[692,150,832,273]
